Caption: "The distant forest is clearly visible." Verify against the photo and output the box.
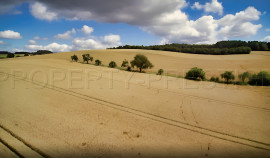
[110,40,270,55]
[0,50,53,55]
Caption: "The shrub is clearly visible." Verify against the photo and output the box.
[185,67,205,80]
[130,54,153,72]
[249,71,270,86]
[121,59,129,67]
[109,61,117,68]
[95,59,102,66]
[157,69,164,75]
[127,66,131,71]
[238,71,251,83]
[71,54,78,62]
[82,54,92,64]
[221,71,235,84]
[89,56,93,62]
[210,76,220,82]
[24,53,29,56]
[6,53,15,58]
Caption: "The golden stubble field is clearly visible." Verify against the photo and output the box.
[0,49,270,157]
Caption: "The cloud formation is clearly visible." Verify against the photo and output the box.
[0,30,22,39]
[24,0,261,44]
[81,25,94,35]
[30,2,57,21]
[192,0,223,15]
[26,33,121,52]
[0,0,264,45]
[29,40,36,44]
[262,36,270,42]
[217,7,262,38]
[54,28,76,39]
[33,36,48,40]
[25,42,72,52]
[72,34,122,51]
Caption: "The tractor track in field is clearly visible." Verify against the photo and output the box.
[1,62,270,112]
[1,72,270,152]
[0,124,50,158]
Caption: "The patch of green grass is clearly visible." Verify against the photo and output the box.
[15,54,24,57]
[0,54,7,59]
[0,54,25,59]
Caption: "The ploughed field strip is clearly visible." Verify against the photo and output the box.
[0,124,49,158]
[2,72,270,153]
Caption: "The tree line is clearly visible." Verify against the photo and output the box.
[109,40,270,55]
[0,50,53,56]
[71,53,270,86]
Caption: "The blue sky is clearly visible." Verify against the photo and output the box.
[0,0,269,52]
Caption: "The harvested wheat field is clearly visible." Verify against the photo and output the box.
[0,49,270,158]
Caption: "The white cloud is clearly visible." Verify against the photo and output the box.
[25,44,43,51]
[192,0,223,15]
[72,38,104,50]
[0,30,22,39]
[45,43,72,52]
[12,48,24,52]
[217,7,262,38]
[265,28,270,32]
[103,34,121,46]
[204,0,223,15]
[159,38,169,45]
[142,10,218,44]
[54,28,76,39]
[30,2,57,21]
[29,40,36,44]
[73,34,121,50]
[33,36,48,40]
[262,36,270,42]
[25,42,72,52]
[25,34,121,52]
[81,25,94,35]
[191,2,203,10]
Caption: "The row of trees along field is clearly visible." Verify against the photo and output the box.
[0,50,53,56]
[110,40,270,55]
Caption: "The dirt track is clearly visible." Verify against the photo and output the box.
[0,50,270,157]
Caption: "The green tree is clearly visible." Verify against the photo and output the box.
[157,69,164,75]
[127,66,131,71]
[89,56,93,62]
[249,71,270,86]
[121,59,129,67]
[82,54,92,64]
[130,54,153,72]
[6,53,14,58]
[71,54,78,62]
[109,61,117,68]
[185,67,205,80]
[210,76,216,82]
[238,71,251,83]
[95,59,102,66]
[221,71,235,84]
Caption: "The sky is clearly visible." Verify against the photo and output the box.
[0,0,270,52]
